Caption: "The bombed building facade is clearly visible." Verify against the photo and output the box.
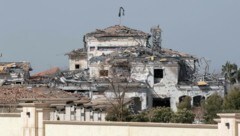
[64,25,225,112]
[0,62,32,86]
[0,25,225,123]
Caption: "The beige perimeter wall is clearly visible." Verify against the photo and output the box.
[44,121,218,136]
[0,113,21,136]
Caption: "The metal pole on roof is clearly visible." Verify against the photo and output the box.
[118,7,125,25]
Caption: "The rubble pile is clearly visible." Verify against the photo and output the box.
[86,25,150,38]
[90,46,195,64]
[65,48,87,59]
[0,62,32,85]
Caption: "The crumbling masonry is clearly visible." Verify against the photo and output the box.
[64,25,224,112]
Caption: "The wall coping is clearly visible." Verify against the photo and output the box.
[43,121,217,129]
[217,113,240,119]
[19,103,50,108]
[0,113,21,117]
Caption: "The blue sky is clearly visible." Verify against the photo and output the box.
[0,0,240,73]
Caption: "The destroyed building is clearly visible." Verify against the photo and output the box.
[0,62,32,86]
[0,25,225,123]
[63,25,225,111]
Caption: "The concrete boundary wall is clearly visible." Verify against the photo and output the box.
[44,121,218,136]
[1,104,240,136]
[0,113,21,136]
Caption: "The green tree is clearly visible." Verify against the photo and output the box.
[171,109,195,123]
[201,93,223,124]
[223,87,240,110]
[177,96,192,110]
[222,61,239,84]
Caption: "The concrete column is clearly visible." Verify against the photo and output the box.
[58,113,65,121]
[216,113,240,136]
[20,105,37,136]
[147,91,153,109]
[80,107,85,121]
[20,103,52,136]
[90,109,94,121]
[70,106,75,121]
[49,111,55,120]
[36,106,53,136]
[65,105,71,121]
[98,111,102,121]
[76,108,81,121]
[141,92,147,110]
[101,112,106,122]
[170,97,178,112]
[85,109,90,121]
[93,111,98,121]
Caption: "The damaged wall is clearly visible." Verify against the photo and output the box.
[69,57,87,70]
[0,62,32,85]
[86,37,148,60]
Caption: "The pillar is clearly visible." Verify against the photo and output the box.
[76,108,81,121]
[20,103,53,136]
[65,105,71,121]
[216,113,240,136]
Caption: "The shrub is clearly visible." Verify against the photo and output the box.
[177,96,192,110]
[201,93,223,124]
[171,109,195,123]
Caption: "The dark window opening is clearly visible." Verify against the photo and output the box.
[99,70,108,77]
[152,98,170,107]
[193,95,205,107]
[130,97,142,113]
[97,46,127,51]
[90,47,95,51]
[75,64,80,69]
[179,95,187,103]
[26,112,31,118]
[154,69,163,83]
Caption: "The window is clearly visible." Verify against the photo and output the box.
[154,69,163,83]
[75,64,80,69]
[154,69,163,78]
[90,47,95,51]
[99,70,108,77]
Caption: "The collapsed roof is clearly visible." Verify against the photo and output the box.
[0,62,32,73]
[65,48,87,58]
[85,25,150,38]
[89,46,197,64]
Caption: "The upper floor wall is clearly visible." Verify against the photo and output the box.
[85,37,148,60]
[84,25,150,60]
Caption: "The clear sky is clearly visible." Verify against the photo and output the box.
[0,0,240,73]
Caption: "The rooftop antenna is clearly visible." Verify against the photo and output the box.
[118,7,125,25]
[150,25,162,50]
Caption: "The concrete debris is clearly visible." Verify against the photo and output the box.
[65,48,87,59]
[85,25,150,38]
[56,69,89,83]
[0,62,32,85]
